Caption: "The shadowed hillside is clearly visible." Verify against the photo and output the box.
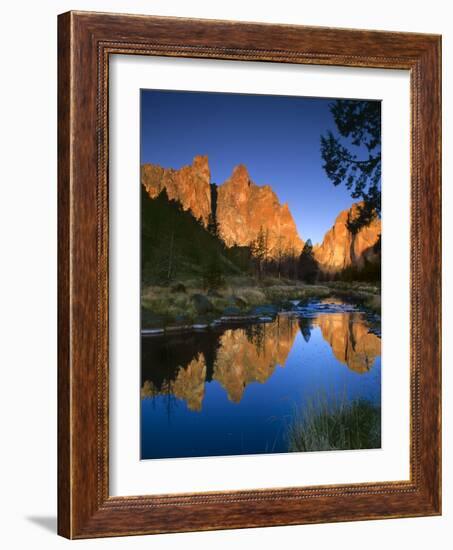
[141,185,244,286]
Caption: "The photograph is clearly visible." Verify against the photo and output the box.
[0,2,445,545]
[140,90,382,460]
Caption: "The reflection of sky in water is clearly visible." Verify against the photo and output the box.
[141,313,381,459]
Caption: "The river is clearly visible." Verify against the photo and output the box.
[141,300,381,459]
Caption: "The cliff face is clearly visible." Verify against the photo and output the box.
[216,164,303,256]
[141,157,380,272]
[314,203,381,273]
[141,155,212,225]
[141,157,304,258]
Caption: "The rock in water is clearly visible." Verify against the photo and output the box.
[227,295,248,309]
[191,294,214,314]
[250,304,279,317]
[222,306,242,316]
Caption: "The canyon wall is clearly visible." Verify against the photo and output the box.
[141,157,304,258]
[216,164,303,256]
[314,202,381,273]
[141,157,380,272]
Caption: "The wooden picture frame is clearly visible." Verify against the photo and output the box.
[58,10,441,539]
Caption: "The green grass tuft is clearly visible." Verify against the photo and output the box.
[287,395,381,452]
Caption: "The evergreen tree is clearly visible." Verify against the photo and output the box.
[202,259,225,290]
[298,239,318,283]
[207,212,220,239]
[274,235,285,279]
[251,226,268,278]
[321,100,381,232]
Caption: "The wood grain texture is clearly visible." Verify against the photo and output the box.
[57,10,442,539]
[57,11,71,538]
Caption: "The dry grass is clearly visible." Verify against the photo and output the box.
[233,287,266,305]
[141,275,381,328]
[142,287,198,324]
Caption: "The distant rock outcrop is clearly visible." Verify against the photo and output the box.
[314,202,381,273]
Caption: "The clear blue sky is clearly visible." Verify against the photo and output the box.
[141,89,361,244]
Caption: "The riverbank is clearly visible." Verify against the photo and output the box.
[141,276,380,330]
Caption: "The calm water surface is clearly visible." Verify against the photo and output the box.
[141,300,381,459]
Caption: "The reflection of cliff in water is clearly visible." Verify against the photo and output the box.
[312,312,381,374]
[213,316,299,402]
[141,316,299,410]
[141,311,381,411]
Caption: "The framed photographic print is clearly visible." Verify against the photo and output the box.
[58,11,441,538]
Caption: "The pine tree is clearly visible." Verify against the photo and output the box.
[298,239,318,284]
[275,235,285,279]
[207,212,220,239]
[202,259,225,290]
[321,99,381,232]
[251,226,268,278]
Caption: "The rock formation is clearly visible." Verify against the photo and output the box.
[314,202,381,273]
[141,157,304,258]
[141,155,212,225]
[141,158,381,272]
[216,164,304,256]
